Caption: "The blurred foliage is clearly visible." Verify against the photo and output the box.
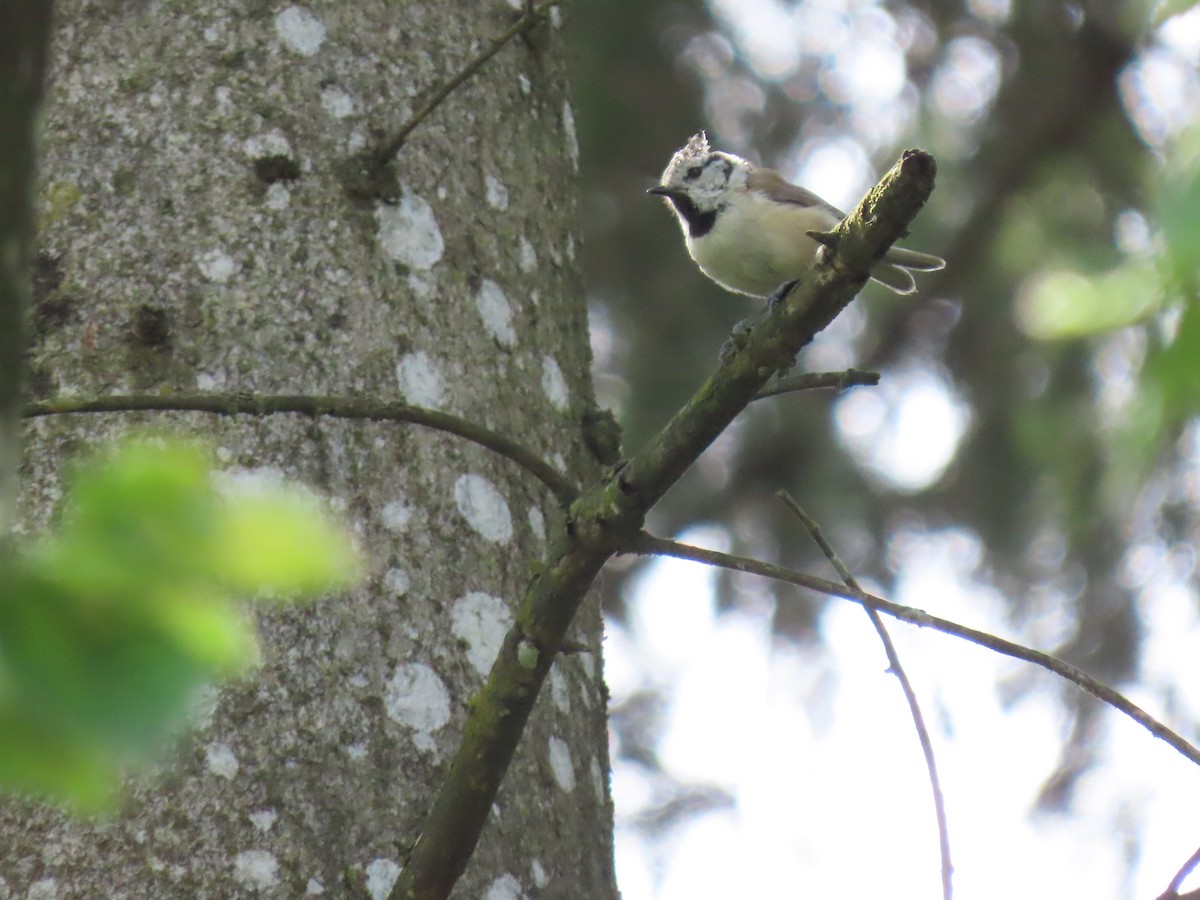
[1149,131,1200,424]
[0,438,359,812]
[573,0,1200,807]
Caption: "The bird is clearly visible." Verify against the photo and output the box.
[648,132,944,302]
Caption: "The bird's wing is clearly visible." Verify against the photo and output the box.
[747,168,845,218]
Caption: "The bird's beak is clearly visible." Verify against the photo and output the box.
[646,185,678,198]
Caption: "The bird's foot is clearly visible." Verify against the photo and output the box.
[719,327,750,365]
[765,278,801,314]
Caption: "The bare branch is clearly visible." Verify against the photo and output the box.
[753,368,879,401]
[623,532,1200,769]
[1160,844,1200,900]
[375,2,560,163]
[24,393,578,506]
[777,490,952,900]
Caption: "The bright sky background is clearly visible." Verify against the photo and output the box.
[609,526,1200,898]
[606,3,1200,898]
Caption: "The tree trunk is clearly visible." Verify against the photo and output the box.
[2,2,616,897]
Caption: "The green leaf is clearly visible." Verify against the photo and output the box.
[1145,296,1200,423]
[0,436,361,810]
[1015,263,1159,340]
[216,487,360,597]
[0,704,118,814]
[1157,136,1200,291]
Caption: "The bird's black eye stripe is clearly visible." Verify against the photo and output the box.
[685,165,703,180]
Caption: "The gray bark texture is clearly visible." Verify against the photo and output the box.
[2,1,617,898]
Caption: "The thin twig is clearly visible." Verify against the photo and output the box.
[753,368,879,401]
[1160,844,1200,899]
[623,532,1200,768]
[23,393,578,506]
[375,2,559,163]
[777,490,952,900]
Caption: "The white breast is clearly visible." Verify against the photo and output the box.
[686,192,840,298]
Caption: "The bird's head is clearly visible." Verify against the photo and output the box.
[648,133,751,220]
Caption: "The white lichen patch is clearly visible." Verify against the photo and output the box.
[475,279,516,347]
[527,506,545,542]
[541,355,570,412]
[320,84,355,118]
[27,879,58,900]
[380,498,413,533]
[243,129,292,160]
[590,757,605,799]
[197,248,238,283]
[188,683,221,729]
[518,235,537,273]
[562,102,579,171]
[234,850,280,890]
[266,183,290,210]
[485,174,509,210]
[548,665,571,714]
[396,350,447,409]
[451,592,512,676]
[217,467,318,528]
[196,371,223,391]
[220,465,288,491]
[276,6,326,56]
[530,859,548,889]
[364,859,401,900]
[406,270,436,300]
[205,742,239,779]
[376,191,444,270]
[577,647,596,679]
[249,809,277,833]
[383,567,410,596]
[486,873,525,900]
[518,73,532,95]
[547,735,576,793]
[453,474,512,544]
[306,877,326,895]
[384,663,450,752]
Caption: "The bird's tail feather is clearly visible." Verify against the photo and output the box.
[869,265,917,295]
[884,246,946,272]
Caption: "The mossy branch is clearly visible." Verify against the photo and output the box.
[390,150,940,899]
